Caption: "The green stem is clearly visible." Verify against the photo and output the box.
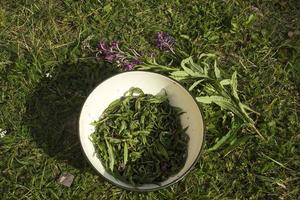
[249,123,266,140]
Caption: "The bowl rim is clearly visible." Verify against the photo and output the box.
[78,70,206,192]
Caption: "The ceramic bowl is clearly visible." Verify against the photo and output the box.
[79,71,205,191]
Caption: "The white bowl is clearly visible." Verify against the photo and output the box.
[79,71,205,191]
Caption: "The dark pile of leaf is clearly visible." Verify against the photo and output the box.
[91,87,189,185]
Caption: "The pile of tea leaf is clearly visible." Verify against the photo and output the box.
[90,87,189,185]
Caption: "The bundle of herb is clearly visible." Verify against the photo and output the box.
[138,56,264,142]
[91,87,189,185]
[96,36,262,144]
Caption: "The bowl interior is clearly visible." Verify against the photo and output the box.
[79,71,204,191]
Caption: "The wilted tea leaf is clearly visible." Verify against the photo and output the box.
[91,87,189,185]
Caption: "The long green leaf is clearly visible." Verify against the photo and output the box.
[231,71,239,100]
[207,123,243,152]
[220,79,231,86]
[189,80,204,91]
[170,70,188,77]
[119,120,127,134]
[106,140,115,172]
[106,137,122,143]
[238,102,254,123]
[196,96,246,121]
[203,65,209,76]
[199,53,217,59]
[182,65,197,76]
[207,130,234,152]
[196,96,214,104]
[240,102,260,115]
[214,60,221,79]
[156,142,169,159]
[124,142,128,166]
[180,56,193,69]
[137,63,178,72]
[189,58,204,74]
[181,57,207,77]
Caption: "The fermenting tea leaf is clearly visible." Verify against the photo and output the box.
[106,140,115,172]
[91,87,188,185]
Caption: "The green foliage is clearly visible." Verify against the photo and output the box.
[91,87,188,185]
[0,0,299,199]
[139,56,265,140]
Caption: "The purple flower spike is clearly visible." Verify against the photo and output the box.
[103,53,116,62]
[97,41,109,51]
[124,59,143,71]
[124,62,135,71]
[155,32,175,51]
[111,41,119,49]
[97,41,123,63]
[132,59,143,65]
[96,40,143,71]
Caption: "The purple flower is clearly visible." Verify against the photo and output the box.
[155,32,175,51]
[132,59,143,65]
[103,53,116,62]
[97,42,108,50]
[123,59,143,71]
[123,62,135,71]
[96,41,142,71]
[111,41,119,49]
[97,41,123,63]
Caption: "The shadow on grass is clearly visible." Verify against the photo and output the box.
[24,60,118,169]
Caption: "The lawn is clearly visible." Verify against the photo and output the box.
[0,0,300,199]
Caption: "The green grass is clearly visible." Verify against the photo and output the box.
[0,0,299,199]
